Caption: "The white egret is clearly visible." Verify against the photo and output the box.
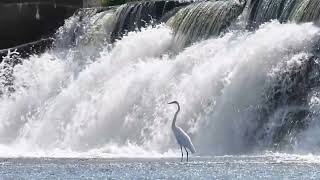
[168,101,196,162]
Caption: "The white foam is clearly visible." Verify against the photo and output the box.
[0,22,319,157]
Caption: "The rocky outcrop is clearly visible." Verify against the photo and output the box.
[0,38,53,59]
[0,2,77,49]
[0,0,105,61]
[0,0,104,50]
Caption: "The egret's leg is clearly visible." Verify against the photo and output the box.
[180,145,183,162]
[184,147,189,162]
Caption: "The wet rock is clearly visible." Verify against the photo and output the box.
[0,2,78,50]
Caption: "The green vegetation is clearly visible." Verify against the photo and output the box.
[101,0,108,6]
[101,0,135,6]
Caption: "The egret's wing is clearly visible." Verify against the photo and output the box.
[175,127,196,153]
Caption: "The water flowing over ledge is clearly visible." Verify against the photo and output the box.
[1,0,320,158]
[248,0,320,27]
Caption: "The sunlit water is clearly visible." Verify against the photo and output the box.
[1,154,320,179]
[1,22,319,157]
[1,4,320,178]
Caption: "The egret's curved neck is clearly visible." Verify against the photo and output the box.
[172,103,180,129]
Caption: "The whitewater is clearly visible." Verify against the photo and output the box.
[0,20,318,159]
[3,0,320,178]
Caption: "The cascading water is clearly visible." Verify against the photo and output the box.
[248,0,320,28]
[167,0,246,50]
[53,1,190,61]
[1,0,320,158]
[110,0,190,39]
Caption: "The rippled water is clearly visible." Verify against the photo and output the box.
[1,154,320,179]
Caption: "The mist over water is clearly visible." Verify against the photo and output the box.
[1,0,320,158]
[0,20,319,158]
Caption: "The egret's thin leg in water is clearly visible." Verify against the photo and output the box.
[184,146,189,162]
[180,145,183,162]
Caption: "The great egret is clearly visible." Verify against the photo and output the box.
[168,101,196,162]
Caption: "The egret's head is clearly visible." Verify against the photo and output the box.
[168,101,179,105]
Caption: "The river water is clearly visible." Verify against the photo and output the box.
[1,154,320,179]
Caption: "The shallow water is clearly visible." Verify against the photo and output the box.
[1,154,320,179]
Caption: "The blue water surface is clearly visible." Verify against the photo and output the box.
[0,155,319,179]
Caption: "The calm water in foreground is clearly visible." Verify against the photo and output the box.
[1,154,320,179]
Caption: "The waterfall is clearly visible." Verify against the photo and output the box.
[53,1,190,59]
[1,0,320,157]
[53,0,243,53]
[285,0,320,23]
[248,0,320,27]
[110,1,190,40]
[167,0,246,50]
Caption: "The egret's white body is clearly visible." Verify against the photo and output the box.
[168,101,196,162]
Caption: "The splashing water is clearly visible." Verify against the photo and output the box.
[0,19,319,158]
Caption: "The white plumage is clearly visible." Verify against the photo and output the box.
[168,101,196,162]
